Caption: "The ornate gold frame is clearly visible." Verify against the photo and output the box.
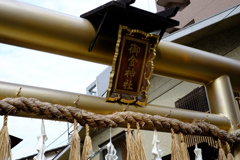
[106,25,159,106]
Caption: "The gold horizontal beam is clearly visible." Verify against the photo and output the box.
[0,81,231,131]
[0,0,240,91]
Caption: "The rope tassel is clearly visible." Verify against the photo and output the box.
[226,142,235,160]
[218,139,227,160]
[69,119,81,160]
[179,132,190,160]
[0,115,12,160]
[126,123,138,160]
[136,122,146,160]
[82,124,92,160]
[170,128,181,160]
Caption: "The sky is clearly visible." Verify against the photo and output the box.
[0,0,157,159]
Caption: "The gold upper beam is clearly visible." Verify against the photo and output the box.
[0,0,240,91]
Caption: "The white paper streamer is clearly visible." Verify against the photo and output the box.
[194,144,203,160]
[105,128,118,160]
[152,129,163,160]
[34,120,48,160]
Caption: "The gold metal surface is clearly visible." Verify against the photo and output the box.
[156,41,240,91]
[1,0,240,91]
[205,75,240,158]
[0,0,114,65]
[0,81,231,131]
[206,75,240,130]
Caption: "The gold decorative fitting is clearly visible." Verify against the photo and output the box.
[16,87,22,96]
[237,123,240,129]
[235,97,240,100]
[74,95,80,107]
[205,114,209,122]
[165,110,172,117]
[122,103,130,111]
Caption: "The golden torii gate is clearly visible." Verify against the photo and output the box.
[0,0,240,158]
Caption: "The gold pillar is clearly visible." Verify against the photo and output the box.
[0,81,231,131]
[206,75,240,158]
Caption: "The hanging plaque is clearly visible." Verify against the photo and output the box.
[106,25,160,105]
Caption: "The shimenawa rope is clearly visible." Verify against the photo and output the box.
[0,97,239,144]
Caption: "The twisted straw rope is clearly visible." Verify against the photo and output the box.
[0,97,239,144]
[74,119,78,131]
[226,142,232,154]
[3,115,7,126]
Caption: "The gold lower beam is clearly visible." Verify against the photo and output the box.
[0,81,231,131]
[1,0,240,91]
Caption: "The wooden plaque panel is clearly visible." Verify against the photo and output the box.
[107,25,159,105]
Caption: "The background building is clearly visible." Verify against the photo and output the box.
[85,1,240,159]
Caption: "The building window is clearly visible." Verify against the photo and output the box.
[175,86,210,112]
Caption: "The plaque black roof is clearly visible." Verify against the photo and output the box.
[81,1,179,32]
[80,1,179,51]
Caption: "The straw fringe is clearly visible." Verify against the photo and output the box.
[0,115,12,160]
[218,139,227,160]
[69,119,81,160]
[179,132,190,160]
[171,128,181,160]
[82,124,92,160]
[136,122,146,160]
